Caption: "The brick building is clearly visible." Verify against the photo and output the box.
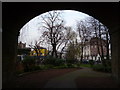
[83,37,108,61]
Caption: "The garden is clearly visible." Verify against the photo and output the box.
[16,55,112,75]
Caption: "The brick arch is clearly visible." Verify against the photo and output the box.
[3,2,119,88]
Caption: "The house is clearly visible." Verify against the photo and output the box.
[83,37,109,61]
[30,47,48,57]
[17,41,31,56]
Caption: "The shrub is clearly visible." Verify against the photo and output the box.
[32,65,41,71]
[89,60,95,67]
[66,63,77,68]
[44,55,65,66]
[66,59,76,64]
[55,58,65,66]
[22,56,35,64]
[53,64,68,69]
[22,56,36,72]
[45,64,54,69]
[43,56,55,65]
[76,62,81,67]
[59,64,68,68]
[92,64,111,73]
[39,65,47,70]
[80,64,91,68]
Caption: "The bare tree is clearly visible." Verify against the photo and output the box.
[87,17,101,60]
[29,40,42,56]
[58,27,78,59]
[88,17,111,66]
[100,25,111,62]
[76,20,92,63]
[104,26,111,61]
[41,10,65,58]
[29,38,45,65]
[75,38,81,61]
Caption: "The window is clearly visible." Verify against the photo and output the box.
[95,45,97,48]
[91,46,93,48]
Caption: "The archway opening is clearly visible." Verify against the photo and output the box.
[3,2,119,88]
[16,10,111,75]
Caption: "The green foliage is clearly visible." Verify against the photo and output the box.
[55,58,65,66]
[66,63,77,68]
[89,60,95,67]
[53,64,68,69]
[19,55,84,73]
[65,40,81,63]
[76,63,81,67]
[38,65,46,70]
[44,55,65,66]
[92,64,111,73]
[66,59,75,64]
[80,64,91,68]
[22,56,35,64]
[92,59,112,73]
[22,56,36,72]
[53,63,78,69]
[44,64,54,69]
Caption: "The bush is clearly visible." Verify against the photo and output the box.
[44,55,65,66]
[66,59,76,64]
[32,65,41,71]
[22,56,35,64]
[22,56,36,72]
[89,60,95,67]
[92,64,111,73]
[76,63,81,67]
[39,65,47,70]
[59,64,68,68]
[66,63,77,68]
[53,64,68,69]
[80,64,91,68]
[55,58,65,66]
[43,56,55,65]
[44,64,54,69]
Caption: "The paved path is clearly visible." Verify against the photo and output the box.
[44,67,118,88]
[14,68,78,88]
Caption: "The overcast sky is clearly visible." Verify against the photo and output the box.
[18,10,90,49]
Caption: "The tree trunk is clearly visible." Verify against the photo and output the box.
[80,45,84,63]
[52,44,58,58]
[94,23,101,60]
[59,53,62,59]
[106,32,110,60]
[98,24,106,67]
[99,33,105,66]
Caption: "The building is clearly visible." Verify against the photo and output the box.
[17,41,31,56]
[30,46,48,57]
[83,37,108,61]
[18,41,26,49]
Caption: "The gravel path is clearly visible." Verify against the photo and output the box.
[14,68,79,88]
[44,67,119,88]
[14,67,119,88]
[75,67,119,88]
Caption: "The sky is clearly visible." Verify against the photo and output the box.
[18,10,90,49]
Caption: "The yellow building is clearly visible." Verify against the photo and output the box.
[30,47,48,56]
